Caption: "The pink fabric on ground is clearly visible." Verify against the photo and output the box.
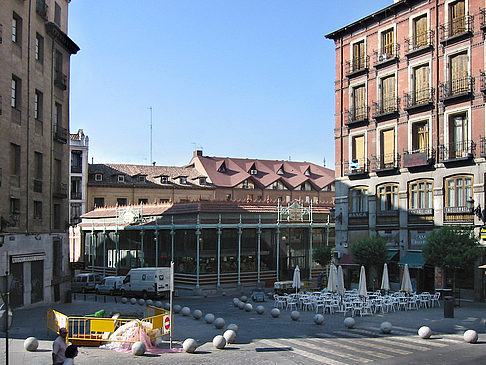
[107,326,182,354]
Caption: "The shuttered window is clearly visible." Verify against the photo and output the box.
[381,75,396,113]
[353,85,366,120]
[413,15,428,48]
[380,128,395,167]
[352,135,365,164]
[352,41,365,70]
[381,29,394,57]
[450,0,466,36]
[413,64,429,103]
[450,52,468,95]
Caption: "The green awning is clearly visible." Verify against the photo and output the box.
[398,252,425,269]
[388,251,398,260]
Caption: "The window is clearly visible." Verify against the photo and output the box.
[117,175,125,182]
[411,121,429,153]
[11,76,21,109]
[138,198,148,205]
[277,166,284,175]
[94,173,103,182]
[378,184,398,211]
[34,201,42,220]
[179,176,187,184]
[448,112,469,158]
[381,28,394,58]
[10,143,20,176]
[94,197,105,208]
[116,198,127,206]
[71,151,82,172]
[34,90,43,120]
[412,64,430,104]
[409,180,433,209]
[241,179,254,189]
[352,84,366,120]
[35,33,44,62]
[380,75,396,113]
[450,52,468,95]
[12,13,22,44]
[304,167,311,176]
[160,198,169,203]
[247,194,253,202]
[349,187,368,213]
[300,182,312,191]
[352,40,365,70]
[54,2,61,27]
[379,128,395,168]
[160,176,168,184]
[351,134,365,170]
[10,198,20,215]
[138,175,146,182]
[450,0,465,36]
[53,203,61,230]
[54,159,61,184]
[413,14,428,48]
[446,175,472,207]
[199,177,206,185]
[271,180,287,190]
[71,177,81,199]
[218,162,227,173]
[34,152,43,180]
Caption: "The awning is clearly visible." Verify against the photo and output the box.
[338,254,359,266]
[398,252,425,269]
[478,265,486,269]
[388,251,399,260]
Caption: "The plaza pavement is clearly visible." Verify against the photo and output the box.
[2,291,486,364]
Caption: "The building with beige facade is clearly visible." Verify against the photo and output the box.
[0,0,78,306]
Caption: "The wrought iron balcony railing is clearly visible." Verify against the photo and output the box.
[36,0,48,20]
[345,56,369,77]
[404,88,434,110]
[373,44,400,66]
[440,15,474,43]
[53,182,68,199]
[439,76,474,100]
[438,140,475,162]
[71,165,82,173]
[480,137,486,157]
[345,105,369,125]
[372,154,400,172]
[481,8,486,30]
[480,72,486,93]
[54,71,67,90]
[343,159,369,176]
[402,148,435,168]
[405,30,434,54]
[372,97,400,118]
[54,124,67,143]
[71,191,82,200]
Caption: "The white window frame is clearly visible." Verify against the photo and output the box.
[94,173,103,182]
[348,130,367,164]
[376,70,397,106]
[408,60,432,102]
[377,24,397,56]
[375,122,398,162]
[443,106,471,146]
[407,115,433,153]
[118,175,125,182]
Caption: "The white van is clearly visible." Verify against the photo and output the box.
[72,273,102,293]
[120,267,171,299]
[95,276,125,295]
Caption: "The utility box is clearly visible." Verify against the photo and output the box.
[444,296,454,318]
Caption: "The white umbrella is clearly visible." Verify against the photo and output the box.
[381,263,390,291]
[400,264,413,293]
[327,264,338,292]
[337,265,345,295]
[292,265,301,293]
[358,265,367,297]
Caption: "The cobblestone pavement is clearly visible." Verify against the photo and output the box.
[2,292,486,364]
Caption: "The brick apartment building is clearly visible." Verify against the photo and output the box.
[0,0,78,307]
[326,0,486,298]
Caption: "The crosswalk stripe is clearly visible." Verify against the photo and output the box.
[375,335,446,349]
[431,336,463,344]
[337,336,430,351]
[259,339,350,365]
[299,338,374,363]
[332,330,373,338]
[345,339,411,355]
[311,337,393,359]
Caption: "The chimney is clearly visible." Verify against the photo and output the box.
[194,149,203,157]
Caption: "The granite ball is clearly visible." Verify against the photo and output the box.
[214,317,226,329]
[181,307,191,316]
[138,299,145,306]
[130,298,137,305]
[145,299,153,306]
[132,341,146,356]
[204,313,215,324]
[227,323,239,333]
[271,308,280,318]
[418,326,432,339]
[238,301,245,310]
[244,303,253,312]
[164,302,171,310]
[24,337,39,352]
[240,295,248,303]
[380,321,392,334]
[314,314,325,325]
[173,304,182,314]
[193,309,203,320]
[290,311,300,321]
[344,317,355,329]
[233,298,240,307]
[464,329,478,343]
[154,301,163,308]
[256,305,265,315]
[213,335,226,349]
[121,297,128,304]
[182,338,198,353]
[223,329,237,344]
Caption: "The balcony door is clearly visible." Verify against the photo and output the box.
[352,85,366,120]
[351,134,365,171]
[413,64,429,104]
[413,15,428,48]
[412,121,429,153]
[380,128,395,168]
[381,29,394,58]
[449,114,468,158]
[450,52,468,95]
[381,75,395,113]
[352,41,365,70]
[450,0,465,36]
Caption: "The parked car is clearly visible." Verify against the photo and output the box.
[71,273,102,293]
[120,267,171,299]
[95,276,125,295]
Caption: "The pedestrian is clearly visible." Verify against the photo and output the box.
[52,327,68,365]
[63,344,78,365]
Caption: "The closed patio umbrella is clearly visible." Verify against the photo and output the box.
[327,264,338,292]
[381,263,390,292]
[400,264,413,293]
[358,265,367,297]
[292,265,301,293]
[337,265,345,295]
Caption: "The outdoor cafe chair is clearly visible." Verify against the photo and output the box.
[286,297,298,311]
[302,297,316,311]
[431,292,441,307]
[274,295,287,309]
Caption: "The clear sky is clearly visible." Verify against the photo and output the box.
[68,0,392,168]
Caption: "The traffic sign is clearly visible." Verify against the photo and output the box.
[164,315,170,332]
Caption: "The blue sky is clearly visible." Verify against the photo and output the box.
[68,0,392,168]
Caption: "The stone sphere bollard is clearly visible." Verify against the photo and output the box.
[314,314,325,325]
[132,341,146,356]
[173,304,182,314]
[213,335,226,349]
[138,299,146,306]
[256,305,265,315]
[145,299,153,306]
[121,297,128,304]
[193,309,203,320]
[290,311,300,321]
[164,302,171,310]
[154,301,163,308]
[380,321,392,334]
[233,298,240,307]
[418,326,432,339]
[223,329,237,344]
[240,295,248,303]
[227,323,239,333]
[344,317,355,329]
[183,338,198,353]
[214,317,226,329]
[130,298,137,305]
[271,308,280,318]
[222,292,226,296]
[204,313,215,324]
[238,301,245,310]
[245,303,253,312]
[24,337,39,352]
[181,307,191,316]
[464,330,478,343]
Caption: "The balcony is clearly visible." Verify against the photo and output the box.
[404,88,434,113]
[54,70,67,90]
[373,44,400,68]
[343,159,369,177]
[480,72,486,93]
[438,140,475,163]
[54,125,67,143]
[371,154,400,173]
[440,15,474,45]
[36,0,48,20]
[481,9,486,31]
[345,106,369,127]
[408,208,434,226]
[53,182,68,199]
[372,97,400,121]
[405,30,434,58]
[440,76,474,103]
[402,148,435,168]
[479,137,486,157]
[345,56,369,78]
[444,205,474,224]
[33,179,43,193]
[71,165,82,173]
[71,191,82,200]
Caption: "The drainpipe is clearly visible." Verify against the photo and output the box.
[435,0,440,151]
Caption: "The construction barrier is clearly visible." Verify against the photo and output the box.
[47,306,170,346]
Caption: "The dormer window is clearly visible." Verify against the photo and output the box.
[300,181,312,191]
[138,175,146,182]
[160,176,168,184]
[180,176,187,184]
[94,173,103,182]
[304,167,311,177]
[249,163,258,175]
[218,162,227,173]
[277,166,285,175]
[118,175,125,182]
[199,177,206,185]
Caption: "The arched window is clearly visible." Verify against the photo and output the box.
[349,187,368,213]
[377,184,398,211]
[409,180,433,209]
[445,175,473,207]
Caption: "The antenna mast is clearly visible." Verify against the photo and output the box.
[149,106,153,164]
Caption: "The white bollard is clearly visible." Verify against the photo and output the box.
[24,337,39,352]
[418,326,432,339]
[182,338,198,353]
[213,335,226,349]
